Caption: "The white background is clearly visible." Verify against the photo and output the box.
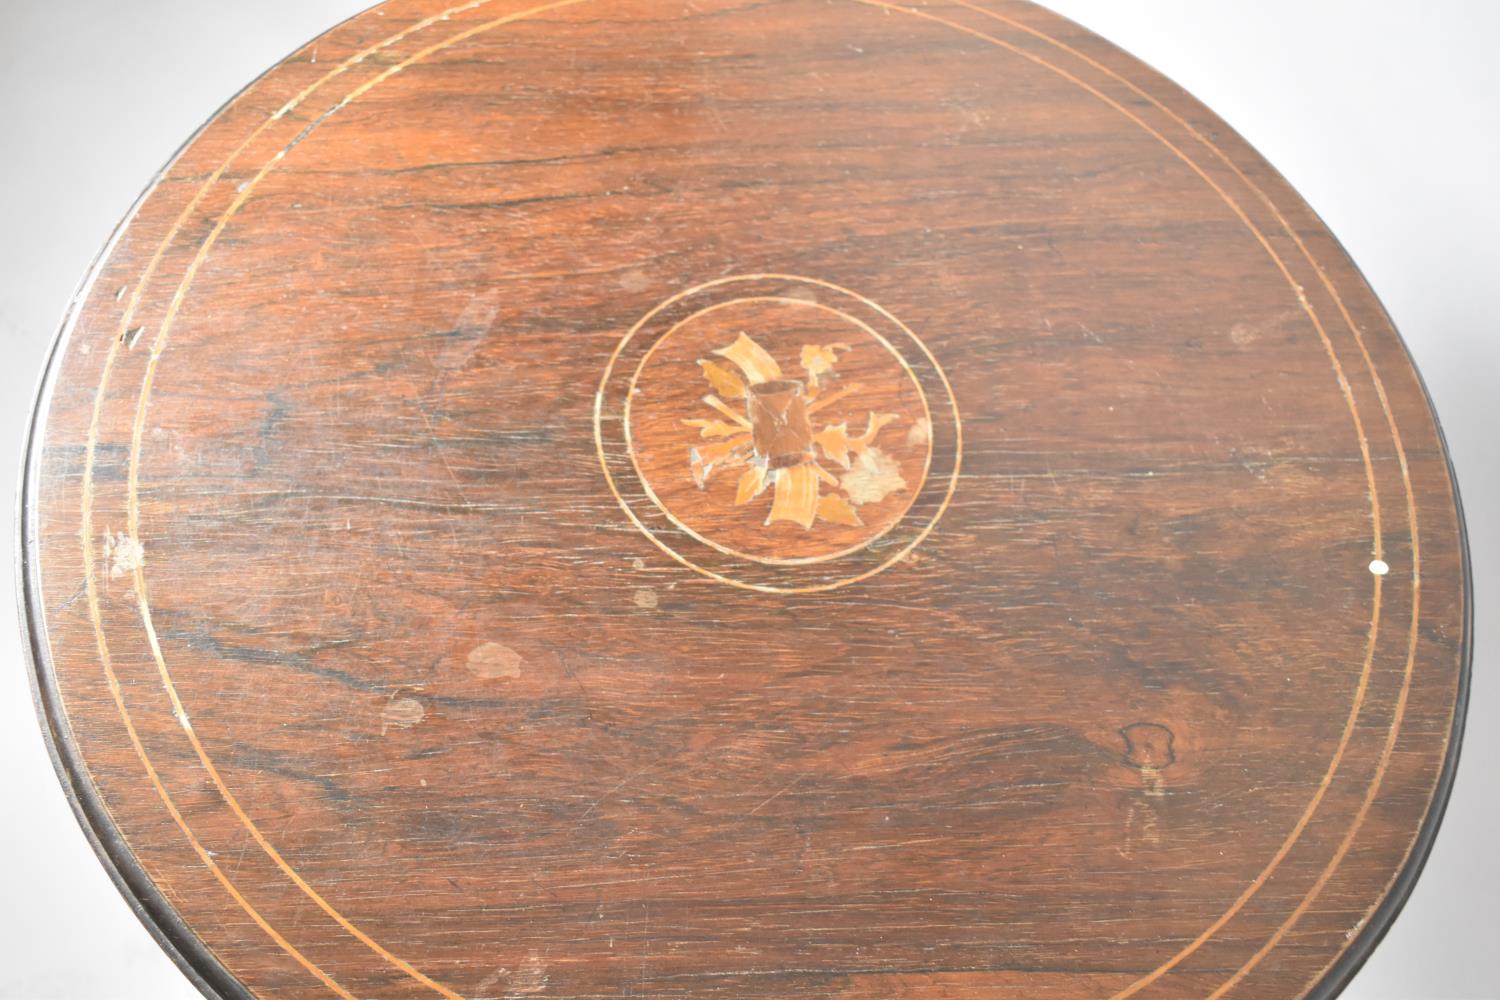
[1,2,1494,997]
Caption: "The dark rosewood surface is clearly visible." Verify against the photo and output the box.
[20,1,1468,998]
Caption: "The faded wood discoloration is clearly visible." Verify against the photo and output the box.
[19,1,1468,998]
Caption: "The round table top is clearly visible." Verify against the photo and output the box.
[20,1,1469,997]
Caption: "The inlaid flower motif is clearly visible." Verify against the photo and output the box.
[680,332,906,529]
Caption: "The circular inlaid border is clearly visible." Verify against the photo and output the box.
[13,1,1468,999]
[597,274,961,591]
[65,4,1414,995]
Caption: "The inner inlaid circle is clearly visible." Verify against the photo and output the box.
[626,296,932,564]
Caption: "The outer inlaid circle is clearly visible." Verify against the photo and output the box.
[18,2,1469,1000]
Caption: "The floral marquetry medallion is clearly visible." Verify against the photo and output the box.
[597,275,961,592]
[675,329,914,538]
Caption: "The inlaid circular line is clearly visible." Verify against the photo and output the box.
[617,290,937,568]
[123,4,605,993]
[101,3,1390,996]
[72,2,1418,999]
[72,44,385,1000]
[987,11,1430,992]
[72,2,528,992]
[105,1,1392,993]
[79,1,594,997]
[911,1,1426,994]
[595,272,963,593]
[849,2,1421,997]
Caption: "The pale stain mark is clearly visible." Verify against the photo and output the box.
[784,285,819,304]
[1119,722,1175,855]
[906,417,932,447]
[619,268,651,293]
[633,588,659,610]
[467,641,524,680]
[839,446,908,505]
[437,290,501,370]
[475,950,549,998]
[1229,308,1302,347]
[1229,322,1258,346]
[510,950,549,994]
[103,530,144,579]
[382,697,425,730]
[1122,798,1162,856]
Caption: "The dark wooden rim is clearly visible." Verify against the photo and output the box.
[13,8,380,997]
[13,3,1474,997]
[1302,341,1475,999]
[1049,9,1479,990]
[17,214,253,1000]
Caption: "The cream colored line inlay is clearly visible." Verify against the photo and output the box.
[619,291,936,568]
[85,1,601,997]
[848,2,1421,997]
[75,4,518,994]
[121,5,602,996]
[73,1,1425,997]
[595,273,964,593]
[920,1,1428,994]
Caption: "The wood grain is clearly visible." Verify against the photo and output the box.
[19,1,1469,997]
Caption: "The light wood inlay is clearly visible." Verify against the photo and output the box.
[20,2,1468,998]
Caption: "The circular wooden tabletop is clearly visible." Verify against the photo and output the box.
[20,1,1469,997]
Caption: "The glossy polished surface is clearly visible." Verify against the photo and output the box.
[20,2,1468,997]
